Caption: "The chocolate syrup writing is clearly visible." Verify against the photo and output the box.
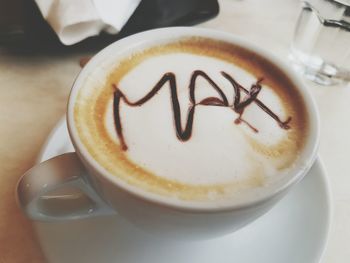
[113,70,291,151]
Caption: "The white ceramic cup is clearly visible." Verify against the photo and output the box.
[17,27,320,240]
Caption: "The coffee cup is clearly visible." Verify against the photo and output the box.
[17,27,319,240]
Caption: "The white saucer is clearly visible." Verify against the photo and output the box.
[34,118,331,263]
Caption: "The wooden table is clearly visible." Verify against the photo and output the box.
[0,0,349,262]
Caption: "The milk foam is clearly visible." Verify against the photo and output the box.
[103,53,291,185]
[74,37,307,201]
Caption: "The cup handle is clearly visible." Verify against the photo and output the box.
[16,152,115,221]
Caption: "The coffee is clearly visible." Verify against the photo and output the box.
[73,37,308,201]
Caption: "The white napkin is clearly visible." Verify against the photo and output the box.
[35,0,141,45]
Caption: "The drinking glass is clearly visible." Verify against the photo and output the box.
[290,0,350,85]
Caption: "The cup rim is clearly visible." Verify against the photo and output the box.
[67,27,320,212]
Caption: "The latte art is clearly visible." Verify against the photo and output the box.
[74,37,309,201]
[113,71,291,151]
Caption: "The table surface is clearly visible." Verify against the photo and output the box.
[0,0,349,262]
